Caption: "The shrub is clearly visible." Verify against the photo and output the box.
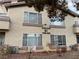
[7,46,19,54]
[69,44,78,51]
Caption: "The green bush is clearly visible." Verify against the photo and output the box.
[7,46,19,54]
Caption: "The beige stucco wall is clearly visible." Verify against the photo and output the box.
[5,7,44,47]
[4,6,78,51]
[49,15,77,46]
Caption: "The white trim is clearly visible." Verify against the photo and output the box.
[51,35,66,46]
[23,33,42,47]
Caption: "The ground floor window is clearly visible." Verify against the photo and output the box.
[51,35,66,47]
[0,32,5,45]
[76,35,79,43]
[23,34,42,46]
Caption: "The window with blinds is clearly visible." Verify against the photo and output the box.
[51,35,66,46]
[24,12,42,24]
[0,32,5,45]
[23,34,42,46]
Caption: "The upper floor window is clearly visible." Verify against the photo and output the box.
[50,16,64,26]
[23,34,42,46]
[24,12,42,24]
[51,35,66,47]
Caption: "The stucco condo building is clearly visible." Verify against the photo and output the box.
[0,0,79,52]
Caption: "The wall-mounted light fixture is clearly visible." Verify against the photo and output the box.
[42,24,51,34]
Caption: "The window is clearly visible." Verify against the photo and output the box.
[76,35,79,43]
[50,16,64,26]
[0,32,5,45]
[51,35,66,47]
[24,12,42,24]
[23,34,42,46]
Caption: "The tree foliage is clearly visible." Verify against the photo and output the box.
[18,0,67,19]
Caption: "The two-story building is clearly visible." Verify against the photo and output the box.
[0,0,79,52]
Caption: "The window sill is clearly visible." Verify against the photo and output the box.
[36,46,43,50]
[49,45,66,49]
[20,46,43,50]
[50,25,65,28]
[19,46,43,50]
[23,22,43,27]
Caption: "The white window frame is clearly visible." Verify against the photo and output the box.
[23,34,42,47]
[24,12,42,24]
[51,35,66,47]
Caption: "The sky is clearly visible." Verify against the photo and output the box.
[67,0,79,15]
